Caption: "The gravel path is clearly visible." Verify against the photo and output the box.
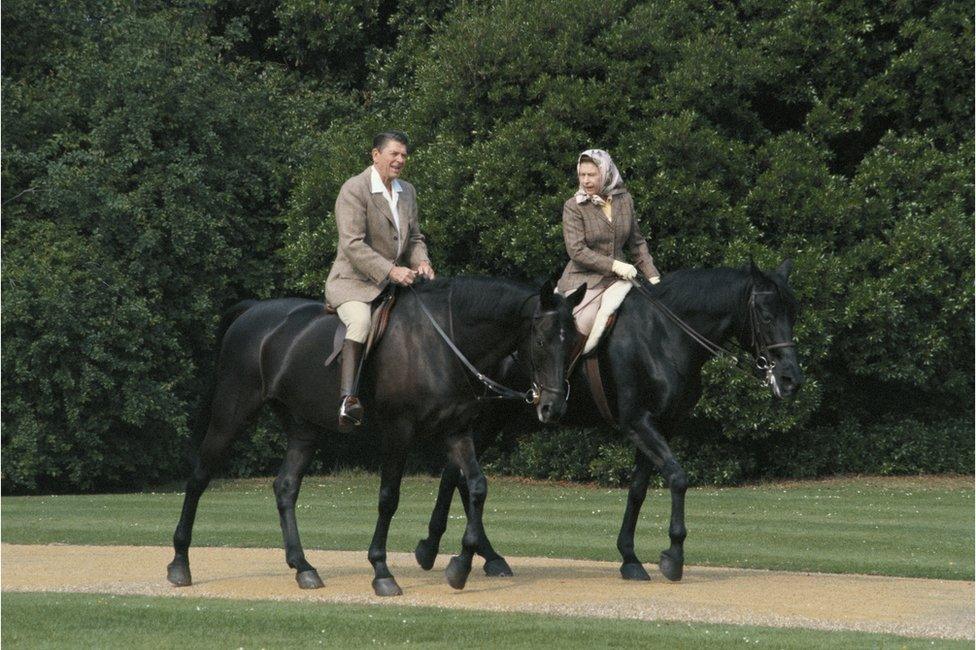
[2,543,972,640]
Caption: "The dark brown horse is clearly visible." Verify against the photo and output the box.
[166,277,585,596]
[415,261,803,582]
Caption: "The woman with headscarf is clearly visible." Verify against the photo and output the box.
[557,149,661,334]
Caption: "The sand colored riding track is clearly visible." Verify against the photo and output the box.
[2,544,972,640]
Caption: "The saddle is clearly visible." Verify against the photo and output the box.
[576,280,632,354]
[323,290,397,367]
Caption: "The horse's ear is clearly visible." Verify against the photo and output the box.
[776,258,793,279]
[566,283,587,309]
[539,279,557,310]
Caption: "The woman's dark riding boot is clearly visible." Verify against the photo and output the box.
[338,340,365,431]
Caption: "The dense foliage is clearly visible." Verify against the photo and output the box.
[3,0,972,492]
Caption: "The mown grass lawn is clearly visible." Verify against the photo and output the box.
[2,473,972,579]
[3,592,967,650]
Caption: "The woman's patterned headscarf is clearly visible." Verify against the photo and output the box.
[574,149,624,205]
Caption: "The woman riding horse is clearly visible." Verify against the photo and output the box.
[559,149,662,335]
[415,222,804,582]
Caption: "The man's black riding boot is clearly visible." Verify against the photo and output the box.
[338,340,365,431]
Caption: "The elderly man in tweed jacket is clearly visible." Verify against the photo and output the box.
[325,131,435,429]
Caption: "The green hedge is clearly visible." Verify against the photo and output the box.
[2,0,972,492]
[488,417,975,488]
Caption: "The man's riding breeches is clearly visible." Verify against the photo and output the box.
[337,301,371,343]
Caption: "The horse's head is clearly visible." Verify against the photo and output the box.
[746,259,804,399]
[530,280,586,423]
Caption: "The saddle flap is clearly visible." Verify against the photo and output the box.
[323,290,398,367]
[364,291,397,357]
[584,354,617,426]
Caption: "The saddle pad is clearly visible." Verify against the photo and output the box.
[582,280,632,354]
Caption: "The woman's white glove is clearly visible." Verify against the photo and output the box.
[612,260,638,280]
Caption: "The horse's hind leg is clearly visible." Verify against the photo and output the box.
[628,412,688,582]
[167,380,262,587]
[444,436,490,590]
[414,464,457,571]
[273,422,322,589]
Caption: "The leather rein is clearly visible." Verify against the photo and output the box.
[628,277,795,384]
[408,284,546,405]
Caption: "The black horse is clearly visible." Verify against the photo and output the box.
[415,260,803,582]
[167,277,586,596]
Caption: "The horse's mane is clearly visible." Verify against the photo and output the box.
[411,276,536,322]
[649,267,749,314]
[648,266,799,319]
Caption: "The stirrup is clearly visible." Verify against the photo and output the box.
[338,395,364,429]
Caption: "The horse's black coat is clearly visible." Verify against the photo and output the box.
[416,261,803,582]
[167,277,585,595]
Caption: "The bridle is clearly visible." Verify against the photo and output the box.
[527,310,573,407]
[748,290,796,375]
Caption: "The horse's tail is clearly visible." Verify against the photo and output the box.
[187,299,259,454]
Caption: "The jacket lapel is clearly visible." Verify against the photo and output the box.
[397,192,410,242]
[371,193,397,229]
[610,196,624,240]
[584,201,612,230]
[362,166,398,230]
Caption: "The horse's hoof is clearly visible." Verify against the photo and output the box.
[620,562,651,581]
[296,569,324,589]
[372,577,403,597]
[445,556,471,590]
[483,557,513,577]
[659,551,684,582]
[167,561,192,587]
[415,539,438,571]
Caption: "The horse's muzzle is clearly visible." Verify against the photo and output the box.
[535,381,570,423]
[770,364,803,399]
[537,400,563,423]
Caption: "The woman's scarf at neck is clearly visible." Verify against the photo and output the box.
[574,149,624,206]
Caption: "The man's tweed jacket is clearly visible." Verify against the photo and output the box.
[325,166,430,306]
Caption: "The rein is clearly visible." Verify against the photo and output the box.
[408,285,538,404]
[628,278,795,383]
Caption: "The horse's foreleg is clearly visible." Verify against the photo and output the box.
[369,441,408,597]
[617,451,654,581]
[415,464,512,576]
[455,472,512,576]
[274,428,322,589]
[444,436,489,590]
[628,412,688,582]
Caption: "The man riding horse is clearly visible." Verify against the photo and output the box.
[325,130,436,430]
